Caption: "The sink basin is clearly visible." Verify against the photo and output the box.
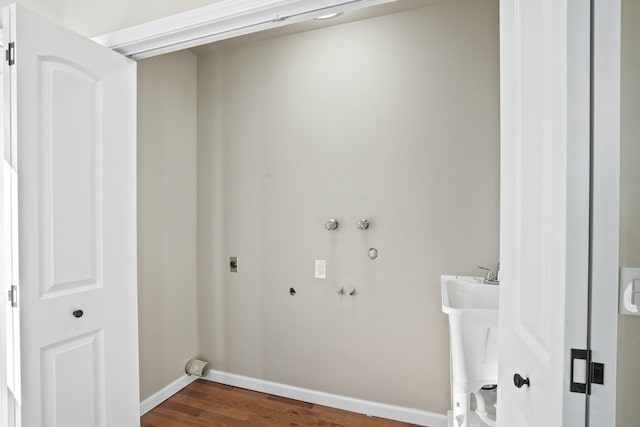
[441,275,499,314]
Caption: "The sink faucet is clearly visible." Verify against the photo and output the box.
[477,264,500,285]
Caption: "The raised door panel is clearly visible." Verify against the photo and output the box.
[41,331,106,427]
[39,58,103,298]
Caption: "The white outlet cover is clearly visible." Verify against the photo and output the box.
[619,267,640,315]
[315,259,326,279]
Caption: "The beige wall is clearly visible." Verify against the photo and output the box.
[617,0,640,425]
[197,0,500,413]
[137,50,199,400]
[0,0,222,37]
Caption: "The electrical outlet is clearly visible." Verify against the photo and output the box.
[619,267,640,315]
[315,259,326,279]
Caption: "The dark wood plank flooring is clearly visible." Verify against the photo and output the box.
[141,379,424,427]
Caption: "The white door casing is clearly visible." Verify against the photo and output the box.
[497,0,591,426]
[3,4,139,427]
[0,37,8,425]
[588,0,620,424]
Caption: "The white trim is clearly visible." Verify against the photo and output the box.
[589,0,621,424]
[204,370,447,427]
[139,369,448,426]
[139,374,198,416]
[92,0,398,59]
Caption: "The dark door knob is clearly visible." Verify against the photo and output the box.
[72,310,84,318]
[513,373,530,388]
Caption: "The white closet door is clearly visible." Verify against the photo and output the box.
[497,0,591,425]
[3,4,139,426]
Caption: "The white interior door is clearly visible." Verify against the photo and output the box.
[497,0,591,425]
[2,4,139,426]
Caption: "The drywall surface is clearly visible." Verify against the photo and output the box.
[137,50,199,401]
[0,0,222,37]
[617,0,640,425]
[197,0,499,413]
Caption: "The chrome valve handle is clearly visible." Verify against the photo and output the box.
[324,219,339,230]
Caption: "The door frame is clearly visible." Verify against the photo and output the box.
[92,0,624,424]
[0,30,8,426]
[588,0,621,424]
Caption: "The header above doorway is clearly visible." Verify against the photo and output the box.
[92,0,407,59]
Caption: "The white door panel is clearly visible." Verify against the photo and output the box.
[41,331,106,427]
[498,0,591,425]
[3,3,139,426]
[38,57,102,298]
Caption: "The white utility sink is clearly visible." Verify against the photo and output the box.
[441,275,499,427]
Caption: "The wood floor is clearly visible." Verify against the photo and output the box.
[141,379,424,427]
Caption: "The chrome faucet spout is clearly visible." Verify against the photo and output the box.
[477,265,500,285]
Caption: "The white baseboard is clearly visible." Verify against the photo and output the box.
[140,374,198,416]
[139,369,448,427]
[204,370,447,427]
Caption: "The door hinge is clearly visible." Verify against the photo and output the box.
[7,285,17,308]
[570,348,604,394]
[5,42,15,66]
